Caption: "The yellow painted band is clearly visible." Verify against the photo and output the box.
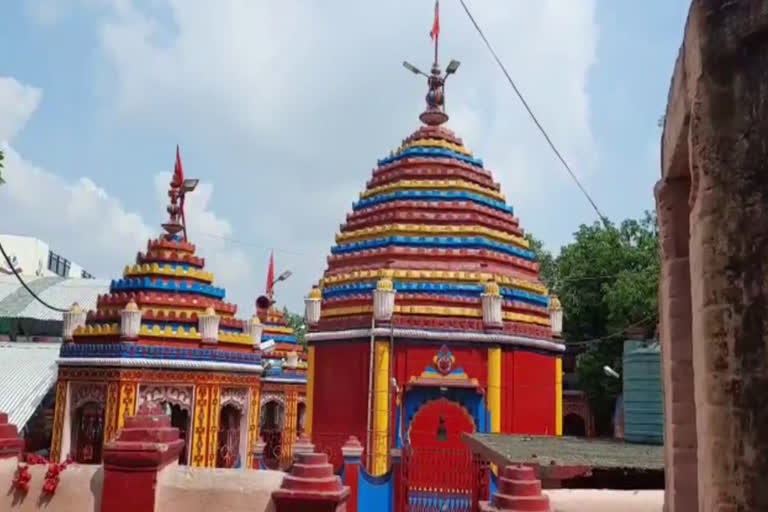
[262,325,295,335]
[373,341,390,476]
[322,269,548,296]
[488,347,501,433]
[360,179,505,202]
[321,304,550,326]
[305,346,315,437]
[555,358,563,436]
[124,263,214,283]
[396,138,473,156]
[74,323,253,345]
[336,223,529,249]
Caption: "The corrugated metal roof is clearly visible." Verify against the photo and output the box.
[0,342,61,428]
[0,275,109,321]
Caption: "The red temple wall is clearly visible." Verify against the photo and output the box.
[312,342,370,443]
[501,350,556,435]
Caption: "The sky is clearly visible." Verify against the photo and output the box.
[0,0,690,315]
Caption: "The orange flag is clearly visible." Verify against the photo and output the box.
[430,0,440,41]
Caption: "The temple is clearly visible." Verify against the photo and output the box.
[50,150,267,469]
[303,48,566,476]
[256,253,308,469]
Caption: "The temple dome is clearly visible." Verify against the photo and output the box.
[60,159,259,368]
[315,121,553,339]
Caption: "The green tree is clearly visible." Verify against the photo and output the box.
[525,233,558,290]
[536,212,660,434]
[0,150,5,185]
[283,308,307,347]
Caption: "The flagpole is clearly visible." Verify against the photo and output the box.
[433,0,439,67]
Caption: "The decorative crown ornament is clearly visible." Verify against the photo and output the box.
[481,280,503,328]
[199,306,220,344]
[120,300,143,340]
[373,277,396,322]
[62,302,86,341]
[304,286,322,326]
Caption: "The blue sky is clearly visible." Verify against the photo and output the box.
[0,0,689,314]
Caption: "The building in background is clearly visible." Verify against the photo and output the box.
[0,234,95,279]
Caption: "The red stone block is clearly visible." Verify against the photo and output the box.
[0,412,24,460]
[272,450,350,512]
[480,465,550,512]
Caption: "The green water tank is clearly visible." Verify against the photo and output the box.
[623,341,664,445]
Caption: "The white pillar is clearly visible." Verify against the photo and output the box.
[481,281,503,328]
[120,300,142,340]
[62,303,87,341]
[199,307,220,344]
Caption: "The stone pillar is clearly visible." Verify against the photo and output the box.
[0,412,23,459]
[372,340,390,476]
[100,403,184,512]
[655,177,697,512]
[272,450,351,512]
[480,465,550,512]
[341,437,364,512]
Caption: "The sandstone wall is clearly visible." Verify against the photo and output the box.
[0,458,102,512]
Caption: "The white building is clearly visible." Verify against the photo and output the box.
[0,234,94,279]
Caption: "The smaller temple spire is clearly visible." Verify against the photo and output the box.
[161,146,198,241]
[403,0,460,127]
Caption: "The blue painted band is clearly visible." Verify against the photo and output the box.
[322,281,548,306]
[331,236,535,260]
[60,342,262,365]
[377,147,484,167]
[353,190,513,215]
[110,277,226,299]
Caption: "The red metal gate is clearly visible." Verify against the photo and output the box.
[400,445,489,512]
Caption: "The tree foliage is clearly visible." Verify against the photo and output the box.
[283,308,307,347]
[528,212,660,433]
[0,150,4,185]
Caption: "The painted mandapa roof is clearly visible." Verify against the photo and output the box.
[0,342,61,428]
[0,275,110,321]
[464,433,664,471]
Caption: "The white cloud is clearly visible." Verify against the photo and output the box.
[0,77,42,142]
[20,0,600,312]
[0,76,256,315]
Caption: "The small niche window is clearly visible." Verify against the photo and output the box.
[436,416,448,442]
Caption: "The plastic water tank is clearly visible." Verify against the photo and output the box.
[623,341,664,444]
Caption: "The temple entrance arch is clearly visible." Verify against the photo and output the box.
[259,395,285,469]
[402,393,483,511]
[217,404,242,468]
[72,401,105,464]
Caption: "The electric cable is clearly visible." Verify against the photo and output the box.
[0,239,69,313]
[458,0,610,228]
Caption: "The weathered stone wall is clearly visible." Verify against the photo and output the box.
[156,466,282,512]
[659,1,768,511]
[0,458,102,512]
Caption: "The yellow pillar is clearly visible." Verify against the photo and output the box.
[305,346,315,437]
[372,340,390,476]
[206,384,222,467]
[117,381,137,430]
[104,381,120,443]
[281,389,299,468]
[49,380,68,463]
[488,347,502,433]
[191,384,218,467]
[555,357,563,436]
[246,385,261,469]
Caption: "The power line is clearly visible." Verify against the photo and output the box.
[0,239,69,313]
[457,0,610,228]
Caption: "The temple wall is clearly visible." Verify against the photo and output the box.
[155,466,283,512]
[547,489,663,512]
[502,350,557,434]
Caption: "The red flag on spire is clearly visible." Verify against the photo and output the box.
[430,0,440,41]
[266,251,275,297]
[174,145,184,185]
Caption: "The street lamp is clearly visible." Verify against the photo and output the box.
[182,178,199,192]
[446,59,461,75]
[403,61,428,77]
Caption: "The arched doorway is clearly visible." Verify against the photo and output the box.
[563,413,587,437]
[72,402,105,464]
[259,399,284,469]
[164,403,190,464]
[406,398,476,495]
[217,404,242,468]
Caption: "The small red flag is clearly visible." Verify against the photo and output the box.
[266,251,275,297]
[430,0,440,41]
[174,145,184,185]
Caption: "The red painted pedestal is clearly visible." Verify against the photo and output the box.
[272,447,351,512]
[480,465,551,512]
[100,404,184,512]
[0,412,23,459]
